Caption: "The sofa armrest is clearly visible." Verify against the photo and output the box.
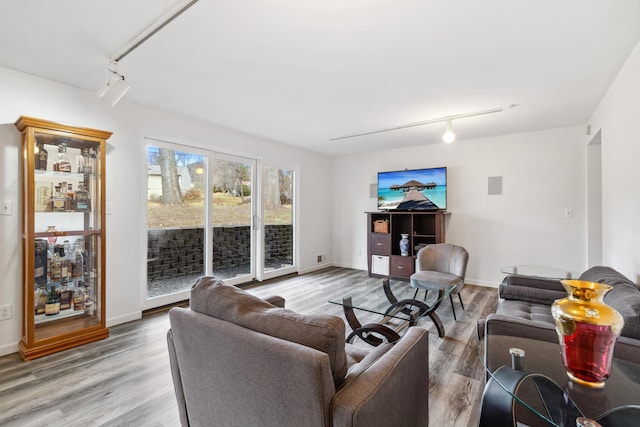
[264,295,285,308]
[485,312,557,344]
[331,327,430,427]
[167,329,190,427]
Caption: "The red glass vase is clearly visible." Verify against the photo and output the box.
[551,280,624,388]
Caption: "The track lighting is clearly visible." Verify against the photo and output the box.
[330,105,518,143]
[96,1,201,107]
[97,62,130,107]
[442,120,455,143]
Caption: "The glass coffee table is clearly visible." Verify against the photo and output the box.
[479,334,640,426]
[501,265,580,280]
[329,279,455,346]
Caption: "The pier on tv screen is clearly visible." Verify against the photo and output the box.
[377,167,447,211]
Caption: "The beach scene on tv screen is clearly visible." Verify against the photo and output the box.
[378,168,446,210]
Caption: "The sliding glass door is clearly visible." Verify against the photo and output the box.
[144,141,296,308]
[211,155,256,284]
[146,143,209,307]
[261,165,295,280]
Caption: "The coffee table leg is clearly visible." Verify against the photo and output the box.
[383,279,447,338]
[346,324,401,346]
[341,297,403,346]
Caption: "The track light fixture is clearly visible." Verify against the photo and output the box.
[330,105,518,143]
[97,62,130,107]
[442,120,455,143]
[96,0,201,107]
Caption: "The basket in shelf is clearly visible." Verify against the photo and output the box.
[373,220,389,233]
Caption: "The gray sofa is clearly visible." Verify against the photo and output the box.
[167,276,430,427]
[483,266,640,365]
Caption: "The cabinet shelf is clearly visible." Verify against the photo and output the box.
[16,115,111,360]
[366,211,446,280]
[35,308,87,325]
[34,229,101,238]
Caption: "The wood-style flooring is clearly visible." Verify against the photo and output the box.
[0,267,498,427]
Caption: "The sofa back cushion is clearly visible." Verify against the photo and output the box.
[190,276,348,385]
[580,266,640,339]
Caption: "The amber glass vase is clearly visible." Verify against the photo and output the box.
[551,280,624,388]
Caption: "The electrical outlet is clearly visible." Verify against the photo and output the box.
[317,255,322,263]
[0,200,12,215]
[0,304,12,320]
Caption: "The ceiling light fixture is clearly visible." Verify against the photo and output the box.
[329,105,518,142]
[97,0,201,106]
[97,62,130,107]
[442,120,455,143]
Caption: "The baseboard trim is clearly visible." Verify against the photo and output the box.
[106,311,142,328]
[466,279,499,288]
[0,342,19,357]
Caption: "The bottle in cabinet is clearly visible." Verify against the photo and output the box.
[71,242,84,280]
[65,183,75,211]
[57,282,73,311]
[34,239,48,286]
[52,186,65,212]
[84,282,95,315]
[73,281,85,311]
[35,286,47,315]
[75,182,90,212]
[55,144,72,173]
[45,287,60,316]
[35,140,48,170]
[50,250,62,282]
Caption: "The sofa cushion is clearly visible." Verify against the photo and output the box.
[497,299,555,325]
[604,284,640,339]
[502,274,565,292]
[579,266,637,288]
[190,276,348,385]
[577,266,640,339]
[499,283,566,306]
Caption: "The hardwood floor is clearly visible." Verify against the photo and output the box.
[0,267,498,427]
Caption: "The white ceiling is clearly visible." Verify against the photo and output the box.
[1,1,639,156]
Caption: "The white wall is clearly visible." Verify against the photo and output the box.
[331,126,587,286]
[588,40,640,283]
[0,66,333,356]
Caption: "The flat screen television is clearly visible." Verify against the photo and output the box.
[377,167,447,211]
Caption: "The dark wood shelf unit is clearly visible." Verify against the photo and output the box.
[366,211,446,281]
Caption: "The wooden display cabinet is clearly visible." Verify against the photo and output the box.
[16,116,111,360]
[366,211,446,280]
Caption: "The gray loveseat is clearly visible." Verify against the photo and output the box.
[167,277,430,427]
[482,266,640,365]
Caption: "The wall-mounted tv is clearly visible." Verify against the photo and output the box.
[377,167,447,211]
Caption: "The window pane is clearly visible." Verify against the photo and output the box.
[211,158,253,280]
[263,167,293,273]
[146,146,206,298]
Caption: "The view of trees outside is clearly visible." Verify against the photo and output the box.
[147,147,292,228]
[263,166,293,226]
[146,147,294,297]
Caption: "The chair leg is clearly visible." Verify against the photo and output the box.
[413,288,420,299]
[423,289,428,301]
[450,293,465,322]
[449,294,457,321]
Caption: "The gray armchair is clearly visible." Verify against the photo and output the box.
[167,276,430,427]
[410,243,469,320]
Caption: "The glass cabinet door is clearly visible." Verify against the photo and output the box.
[16,116,111,360]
